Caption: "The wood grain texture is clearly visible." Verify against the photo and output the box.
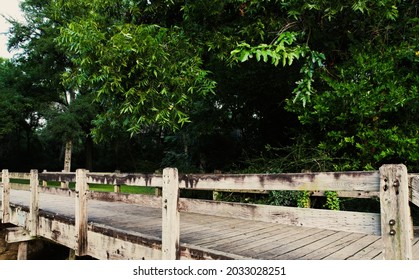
[2,169,10,223]
[410,175,419,207]
[380,164,413,260]
[179,171,380,192]
[179,198,381,235]
[75,169,88,256]
[162,168,180,260]
[29,170,39,236]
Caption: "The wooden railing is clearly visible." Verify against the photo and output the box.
[1,164,418,260]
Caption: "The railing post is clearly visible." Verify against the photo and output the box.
[29,170,39,236]
[379,164,413,259]
[75,169,88,256]
[1,169,10,223]
[162,167,180,260]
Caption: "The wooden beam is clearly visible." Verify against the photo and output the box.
[380,164,413,259]
[162,168,180,260]
[5,227,34,243]
[179,198,381,235]
[29,170,39,236]
[2,169,10,223]
[87,173,163,187]
[75,169,88,256]
[179,171,380,192]
[39,172,76,183]
[17,242,28,260]
[410,175,419,208]
[88,191,162,208]
[9,172,31,180]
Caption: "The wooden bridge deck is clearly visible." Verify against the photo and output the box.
[3,188,419,260]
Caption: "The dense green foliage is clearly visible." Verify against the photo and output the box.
[1,0,418,210]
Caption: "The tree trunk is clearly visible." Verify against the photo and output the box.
[85,135,93,171]
[61,140,72,189]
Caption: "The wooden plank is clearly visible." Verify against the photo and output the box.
[410,175,419,207]
[323,234,380,260]
[311,190,378,199]
[346,238,383,260]
[162,167,180,260]
[380,164,413,259]
[230,225,316,257]
[29,170,39,236]
[5,227,34,243]
[2,169,10,223]
[253,227,326,259]
[179,198,381,235]
[179,171,380,192]
[195,222,271,248]
[39,172,76,183]
[10,183,30,190]
[39,186,75,197]
[231,225,298,254]
[87,173,162,187]
[299,232,364,260]
[17,242,28,260]
[273,231,347,260]
[9,172,31,180]
[208,226,283,252]
[75,169,88,256]
[88,191,162,208]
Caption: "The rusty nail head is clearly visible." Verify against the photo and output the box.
[164,199,167,203]
[389,229,396,236]
[393,180,399,187]
[389,219,396,226]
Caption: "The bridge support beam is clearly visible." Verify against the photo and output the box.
[380,164,413,259]
[5,227,35,260]
[162,168,180,260]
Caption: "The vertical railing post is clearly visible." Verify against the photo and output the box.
[162,168,180,260]
[380,164,413,259]
[29,169,39,236]
[75,169,88,256]
[1,169,10,223]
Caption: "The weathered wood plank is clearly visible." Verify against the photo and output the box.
[179,198,381,235]
[9,172,31,180]
[75,169,88,256]
[311,190,379,199]
[231,225,317,257]
[231,225,298,254]
[323,235,380,260]
[162,168,180,260]
[253,227,327,259]
[88,191,162,208]
[10,183,30,190]
[87,173,162,187]
[39,172,76,183]
[346,238,383,260]
[39,186,75,197]
[284,231,353,260]
[272,230,340,259]
[179,171,380,192]
[5,227,34,243]
[410,175,419,207]
[2,169,10,223]
[299,232,364,260]
[380,164,413,260]
[17,242,28,260]
[29,170,39,236]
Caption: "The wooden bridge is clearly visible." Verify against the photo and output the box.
[1,164,418,260]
